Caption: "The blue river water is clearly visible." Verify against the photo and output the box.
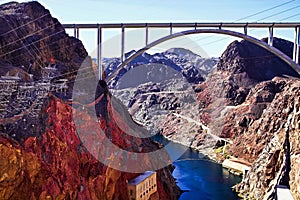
[152,135,242,200]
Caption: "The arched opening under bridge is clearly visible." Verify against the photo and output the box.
[106,28,300,82]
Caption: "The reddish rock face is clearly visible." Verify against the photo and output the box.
[198,39,300,199]
[235,79,300,199]
[194,37,300,143]
[0,94,180,200]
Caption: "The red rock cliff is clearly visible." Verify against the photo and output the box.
[0,93,180,199]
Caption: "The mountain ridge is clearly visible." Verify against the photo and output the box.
[104,47,218,88]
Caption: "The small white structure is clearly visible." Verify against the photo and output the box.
[276,185,295,200]
[222,159,251,177]
[127,171,157,200]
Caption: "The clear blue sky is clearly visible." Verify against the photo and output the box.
[1,0,300,57]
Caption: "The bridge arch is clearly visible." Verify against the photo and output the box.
[106,28,300,82]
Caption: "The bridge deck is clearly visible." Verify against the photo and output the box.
[63,22,300,29]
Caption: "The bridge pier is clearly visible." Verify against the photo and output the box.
[145,24,149,46]
[76,28,80,39]
[121,25,125,63]
[97,25,103,80]
[293,26,299,64]
[73,25,80,39]
[73,25,76,38]
[268,26,274,46]
[244,25,248,35]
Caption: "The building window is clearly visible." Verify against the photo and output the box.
[130,189,133,196]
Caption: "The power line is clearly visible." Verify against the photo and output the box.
[174,0,299,51]
[0,21,60,50]
[279,12,300,21]
[4,17,45,68]
[256,5,300,21]
[201,37,231,47]
[227,7,300,46]
[235,0,296,21]
[0,13,50,37]
[0,29,65,58]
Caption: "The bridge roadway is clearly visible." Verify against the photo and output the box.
[63,22,300,80]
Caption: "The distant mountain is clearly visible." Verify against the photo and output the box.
[103,48,218,88]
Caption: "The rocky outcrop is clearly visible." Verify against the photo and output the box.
[217,38,299,81]
[233,79,300,199]
[0,1,90,96]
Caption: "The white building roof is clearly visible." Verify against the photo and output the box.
[128,171,155,186]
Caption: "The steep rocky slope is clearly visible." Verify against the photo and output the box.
[194,37,299,149]
[111,66,199,134]
[0,1,94,141]
[0,1,89,97]
[165,38,300,199]
[110,48,215,139]
[0,1,180,199]
[233,78,300,199]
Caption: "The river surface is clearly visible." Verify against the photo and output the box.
[153,135,242,200]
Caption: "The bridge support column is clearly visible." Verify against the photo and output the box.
[170,23,173,35]
[121,25,125,63]
[73,25,76,38]
[76,28,80,39]
[73,25,80,39]
[97,25,103,80]
[244,25,248,35]
[145,24,149,46]
[293,26,299,64]
[268,26,273,46]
